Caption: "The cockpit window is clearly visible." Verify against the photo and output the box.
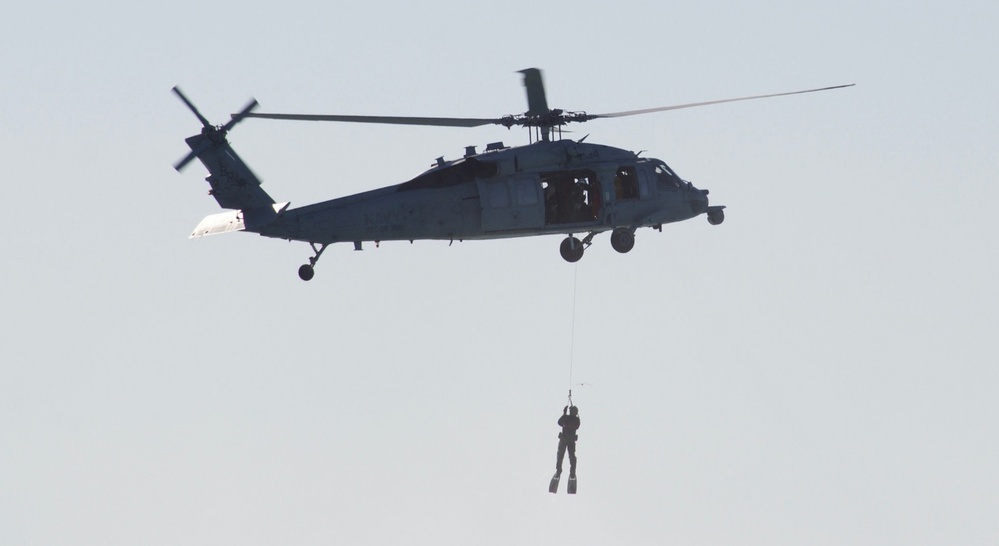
[655,162,682,189]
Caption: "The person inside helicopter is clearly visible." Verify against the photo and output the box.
[542,170,598,225]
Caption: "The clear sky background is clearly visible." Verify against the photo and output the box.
[3,1,997,544]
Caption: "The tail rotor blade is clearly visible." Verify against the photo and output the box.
[221,97,259,133]
[172,86,212,128]
[174,150,200,172]
[173,140,211,172]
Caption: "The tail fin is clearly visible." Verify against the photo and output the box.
[173,86,286,234]
[181,131,275,210]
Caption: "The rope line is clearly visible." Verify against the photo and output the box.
[567,263,578,405]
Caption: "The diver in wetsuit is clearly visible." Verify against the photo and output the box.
[555,405,580,478]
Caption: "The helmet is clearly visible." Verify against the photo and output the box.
[569,406,578,416]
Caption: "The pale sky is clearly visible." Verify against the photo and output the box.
[3,1,997,544]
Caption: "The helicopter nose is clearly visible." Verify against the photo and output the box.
[689,189,709,215]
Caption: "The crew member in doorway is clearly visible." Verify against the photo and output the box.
[555,405,580,478]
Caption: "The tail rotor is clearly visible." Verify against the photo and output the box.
[172,86,258,171]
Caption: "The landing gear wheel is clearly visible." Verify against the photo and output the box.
[610,228,635,254]
[560,236,585,263]
[707,209,725,225]
[299,242,328,281]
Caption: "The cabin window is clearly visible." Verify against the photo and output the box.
[614,167,639,199]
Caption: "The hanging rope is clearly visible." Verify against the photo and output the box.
[567,263,578,406]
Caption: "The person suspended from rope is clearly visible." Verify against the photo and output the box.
[555,405,580,478]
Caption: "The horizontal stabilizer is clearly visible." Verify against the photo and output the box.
[190,210,244,238]
[189,202,290,239]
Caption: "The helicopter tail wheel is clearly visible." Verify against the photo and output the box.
[298,242,328,281]
[560,236,585,263]
[707,207,725,226]
[610,228,636,254]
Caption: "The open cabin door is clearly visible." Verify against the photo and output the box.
[477,175,545,232]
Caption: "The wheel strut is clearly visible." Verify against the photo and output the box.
[298,242,328,281]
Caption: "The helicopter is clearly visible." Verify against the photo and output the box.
[174,69,852,281]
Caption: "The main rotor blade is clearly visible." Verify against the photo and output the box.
[519,68,549,116]
[172,86,212,128]
[240,112,505,128]
[591,84,855,119]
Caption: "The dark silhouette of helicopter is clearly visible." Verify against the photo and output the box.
[174,69,851,281]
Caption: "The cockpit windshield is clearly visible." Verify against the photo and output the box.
[654,161,683,189]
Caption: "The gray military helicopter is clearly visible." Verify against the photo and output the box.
[174,69,851,280]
